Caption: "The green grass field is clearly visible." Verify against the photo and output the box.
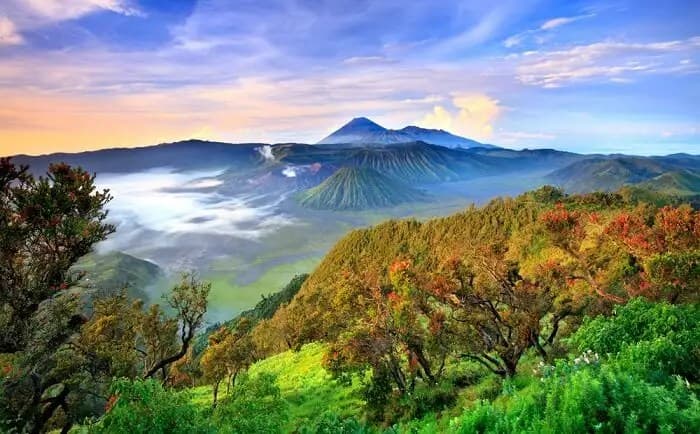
[204,257,322,322]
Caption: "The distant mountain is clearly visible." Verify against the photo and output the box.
[298,167,426,210]
[13,139,264,174]
[342,142,492,183]
[317,117,413,145]
[397,125,487,148]
[317,117,494,148]
[546,156,700,193]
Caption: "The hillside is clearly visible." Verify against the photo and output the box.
[546,155,700,193]
[638,169,700,196]
[298,167,426,210]
[264,186,695,348]
[341,142,492,183]
[71,251,165,301]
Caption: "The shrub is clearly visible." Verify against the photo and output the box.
[91,379,209,434]
[212,373,288,433]
[571,298,700,382]
[298,411,370,434]
[455,361,700,434]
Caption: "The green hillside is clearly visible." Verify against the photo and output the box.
[71,251,165,301]
[638,169,700,196]
[298,167,426,210]
[191,343,365,431]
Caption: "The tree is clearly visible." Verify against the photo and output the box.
[325,261,449,401]
[201,318,256,407]
[143,273,210,379]
[425,240,579,378]
[540,203,700,305]
[0,158,114,353]
[0,158,113,433]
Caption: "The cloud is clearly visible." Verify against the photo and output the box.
[515,36,700,87]
[504,14,594,48]
[429,2,525,56]
[0,17,23,45]
[343,56,395,66]
[418,94,501,141]
[540,15,590,30]
[22,0,144,20]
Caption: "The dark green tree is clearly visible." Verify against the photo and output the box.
[0,158,114,433]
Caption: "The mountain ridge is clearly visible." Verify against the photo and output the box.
[317,117,495,148]
[546,156,700,193]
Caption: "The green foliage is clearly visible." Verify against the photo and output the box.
[191,343,365,431]
[0,159,114,432]
[92,379,209,434]
[455,362,700,434]
[298,411,371,434]
[571,298,700,382]
[212,373,288,433]
[241,273,309,322]
[248,343,365,425]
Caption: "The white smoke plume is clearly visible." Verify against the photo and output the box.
[256,145,274,160]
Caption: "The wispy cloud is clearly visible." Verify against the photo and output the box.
[20,0,144,21]
[540,14,591,30]
[514,36,700,87]
[343,56,395,66]
[504,13,594,48]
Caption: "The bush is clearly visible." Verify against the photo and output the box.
[91,379,209,434]
[298,411,370,434]
[456,362,700,433]
[213,373,288,433]
[364,378,457,426]
[571,298,700,382]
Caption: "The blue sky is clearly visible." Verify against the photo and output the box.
[0,0,698,155]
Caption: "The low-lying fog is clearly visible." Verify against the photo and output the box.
[96,168,300,270]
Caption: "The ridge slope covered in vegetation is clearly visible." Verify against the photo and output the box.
[298,167,426,210]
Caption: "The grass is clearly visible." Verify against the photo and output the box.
[190,343,365,430]
[203,257,322,322]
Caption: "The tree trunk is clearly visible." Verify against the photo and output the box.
[212,380,221,409]
[413,347,436,384]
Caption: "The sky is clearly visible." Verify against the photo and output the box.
[0,0,698,156]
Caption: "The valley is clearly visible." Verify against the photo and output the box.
[12,118,700,325]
